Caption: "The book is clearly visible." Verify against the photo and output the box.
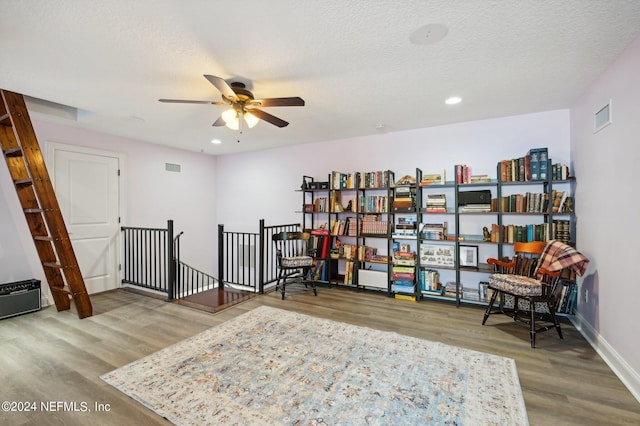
[425,194,447,212]
[470,174,491,183]
[344,261,355,285]
[420,222,447,240]
[419,269,440,292]
[459,204,491,212]
[454,164,472,184]
[538,148,549,180]
[528,148,540,180]
[419,169,446,186]
[551,190,567,213]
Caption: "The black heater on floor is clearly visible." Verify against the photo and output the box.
[0,279,41,320]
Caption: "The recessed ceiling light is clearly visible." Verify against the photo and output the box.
[445,96,462,105]
[410,23,448,45]
[211,138,222,145]
[375,123,386,130]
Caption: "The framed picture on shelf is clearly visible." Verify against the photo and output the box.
[459,245,478,268]
[419,244,455,267]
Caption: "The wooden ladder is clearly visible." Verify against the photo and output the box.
[0,89,92,318]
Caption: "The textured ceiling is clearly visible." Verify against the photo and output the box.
[2,0,640,155]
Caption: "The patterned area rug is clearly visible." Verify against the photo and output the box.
[101,306,528,425]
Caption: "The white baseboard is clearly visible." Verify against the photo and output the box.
[571,313,640,403]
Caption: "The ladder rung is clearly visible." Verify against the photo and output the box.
[34,235,54,241]
[14,178,33,187]
[24,208,44,213]
[43,262,63,269]
[3,147,23,157]
[0,112,10,124]
[50,286,72,295]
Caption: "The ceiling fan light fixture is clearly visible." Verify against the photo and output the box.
[160,75,304,131]
[244,111,259,128]
[222,108,240,130]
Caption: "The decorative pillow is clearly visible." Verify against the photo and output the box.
[488,273,542,297]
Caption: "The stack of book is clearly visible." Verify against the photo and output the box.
[359,194,389,213]
[310,229,331,258]
[338,244,358,261]
[358,170,393,188]
[553,219,571,243]
[393,249,416,266]
[392,242,415,294]
[330,170,394,189]
[313,197,328,212]
[425,194,447,212]
[499,157,528,182]
[392,216,417,238]
[360,215,387,235]
[369,254,389,263]
[419,170,446,186]
[392,186,416,212]
[551,190,569,213]
[392,265,415,294]
[358,245,378,262]
[498,147,549,182]
[420,222,447,240]
[556,282,577,314]
[489,223,565,243]
[454,164,472,184]
[330,171,353,189]
[459,204,491,213]
[470,174,491,183]
[343,261,355,285]
[419,269,441,295]
[444,281,461,298]
[552,163,570,180]
[499,192,548,213]
[335,244,378,262]
[330,218,349,236]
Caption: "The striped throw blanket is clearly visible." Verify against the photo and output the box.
[535,240,590,277]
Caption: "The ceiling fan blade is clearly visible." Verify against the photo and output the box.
[159,99,226,105]
[249,108,289,127]
[251,97,305,107]
[204,75,238,101]
[212,115,226,127]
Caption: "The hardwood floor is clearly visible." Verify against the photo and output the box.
[1,286,638,426]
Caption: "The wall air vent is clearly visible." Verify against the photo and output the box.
[594,100,612,133]
[165,163,181,172]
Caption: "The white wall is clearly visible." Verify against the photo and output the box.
[0,120,219,291]
[570,34,640,400]
[215,109,571,299]
[215,109,570,232]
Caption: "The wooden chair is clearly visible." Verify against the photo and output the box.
[272,231,318,300]
[482,240,588,348]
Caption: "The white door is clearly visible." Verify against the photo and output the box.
[50,145,121,294]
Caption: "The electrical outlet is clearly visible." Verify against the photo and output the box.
[584,289,589,303]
